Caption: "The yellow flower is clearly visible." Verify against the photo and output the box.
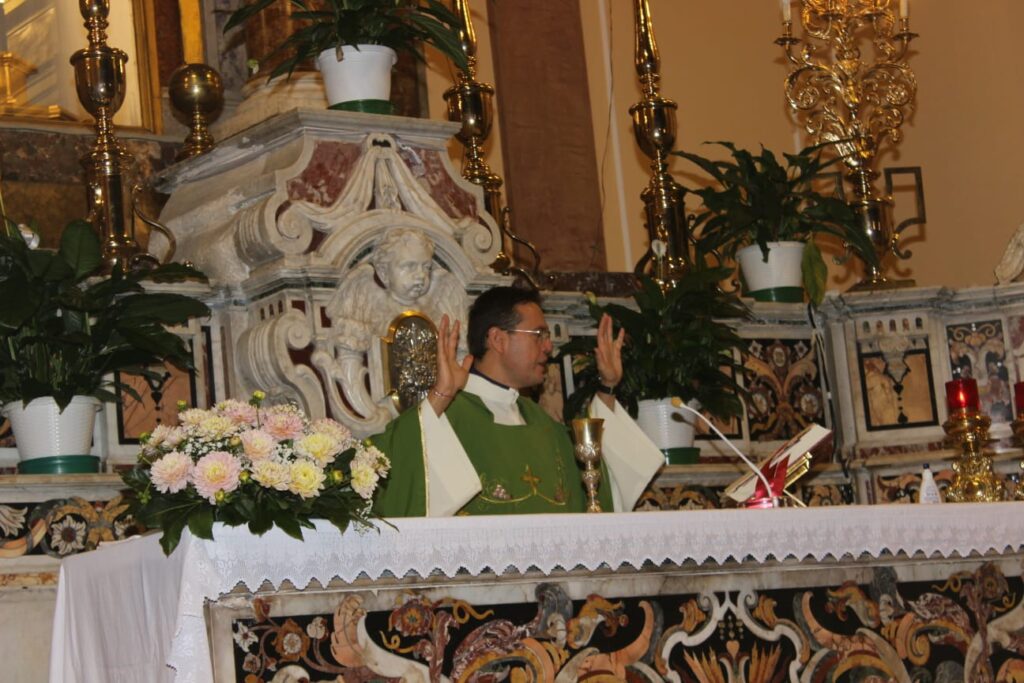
[251,460,290,491]
[350,462,379,500]
[294,433,340,466]
[288,460,325,499]
[198,415,237,440]
[249,458,290,491]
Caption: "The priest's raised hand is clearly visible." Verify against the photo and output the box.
[427,314,472,416]
[594,313,625,410]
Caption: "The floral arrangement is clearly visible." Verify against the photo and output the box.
[122,392,389,555]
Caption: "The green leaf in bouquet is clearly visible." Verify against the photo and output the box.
[187,506,215,541]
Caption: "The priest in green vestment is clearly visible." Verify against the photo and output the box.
[372,287,664,517]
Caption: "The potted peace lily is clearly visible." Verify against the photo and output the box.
[559,269,748,464]
[225,0,469,114]
[0,220,209,474]
[675,141,879,305]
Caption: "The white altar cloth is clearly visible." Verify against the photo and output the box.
[49,503,1024,683]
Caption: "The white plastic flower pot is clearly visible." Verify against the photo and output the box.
[636,398,699,464]
[736,241,805,303]
[317,45,397,108]
[2,396,101,473]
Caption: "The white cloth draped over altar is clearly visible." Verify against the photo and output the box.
[49,504,1024,683]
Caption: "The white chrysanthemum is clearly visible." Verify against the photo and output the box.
[355,444,390,476]
[349,462,379,500]
[251,459,291,491]
[310,418,352,445]
[149,424,185,449]
[178,408,210,427]
[197,415,237,440]
[294,432,341,466]
[288,460,325,499]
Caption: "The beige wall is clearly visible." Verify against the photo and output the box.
[426,1,1024,289]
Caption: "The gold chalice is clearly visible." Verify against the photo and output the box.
[571,418,605,513]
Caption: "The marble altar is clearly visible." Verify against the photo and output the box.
[49,505,1024,682]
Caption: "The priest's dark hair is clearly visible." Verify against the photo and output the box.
[468,286,542,358]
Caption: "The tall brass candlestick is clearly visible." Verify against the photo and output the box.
[70,0,139,270]
[444,0,539,285]
[777,0,922,290]
[629,0,688,289]
[571,418,605,513]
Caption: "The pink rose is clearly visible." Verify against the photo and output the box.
[192,451,242,503]
[150,451,192,494]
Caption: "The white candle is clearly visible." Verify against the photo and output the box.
[899,0,909,18]
[781,0,792,22]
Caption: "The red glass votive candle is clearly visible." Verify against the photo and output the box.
[945,378,979,415]
[1015,382,1024,418]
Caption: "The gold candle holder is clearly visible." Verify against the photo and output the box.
[444,0,539,286]
[70,0,138,271]
[571,418,605,513]
[629,0,688,288]
[777,1,922,290]
[943,380,1004,502]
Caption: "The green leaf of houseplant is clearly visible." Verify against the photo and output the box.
[59,220,102,279]
[802,240,828,307]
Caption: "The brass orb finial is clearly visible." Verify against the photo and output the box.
[169,63,224,161]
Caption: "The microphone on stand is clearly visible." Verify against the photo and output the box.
[670,397,830,509]
[670,397,779,508]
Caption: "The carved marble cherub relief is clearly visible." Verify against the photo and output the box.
[313,227,467,436]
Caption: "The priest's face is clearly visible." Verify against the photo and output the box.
[500,302,554,389]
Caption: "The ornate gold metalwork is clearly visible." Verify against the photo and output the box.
[70,0,140,270]
[943,408,1004,503]
[629,0,689,289]
[169,64,225,161]
[778,0,919,290]
[71,0,172,270]
[571,418,604,513]
[443,0,539,286]
[380,312,438,412]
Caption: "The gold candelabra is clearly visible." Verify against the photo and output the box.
[70,0,138,270]
[70,0,173,269]
[777,0,922,290]
[444,0,539,286]
[571,418,605,513]
[629,0,688,288]
[943,379,1004,503]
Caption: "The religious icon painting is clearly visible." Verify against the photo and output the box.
[858,349,938,431]
[946,319,1012,423]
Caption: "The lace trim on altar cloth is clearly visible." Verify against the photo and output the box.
[166,504,1023,681]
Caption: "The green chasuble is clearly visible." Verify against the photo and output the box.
[372,391,613,517]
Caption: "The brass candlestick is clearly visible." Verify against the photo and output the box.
[943,408,1004,503]
[629,0,689,289]
[169,63,225,161]
[571,418,605,513]
[70,0,140,270]
[444,0,539,286]
[777,1,923,290]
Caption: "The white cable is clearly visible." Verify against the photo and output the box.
[670,398,777,506]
